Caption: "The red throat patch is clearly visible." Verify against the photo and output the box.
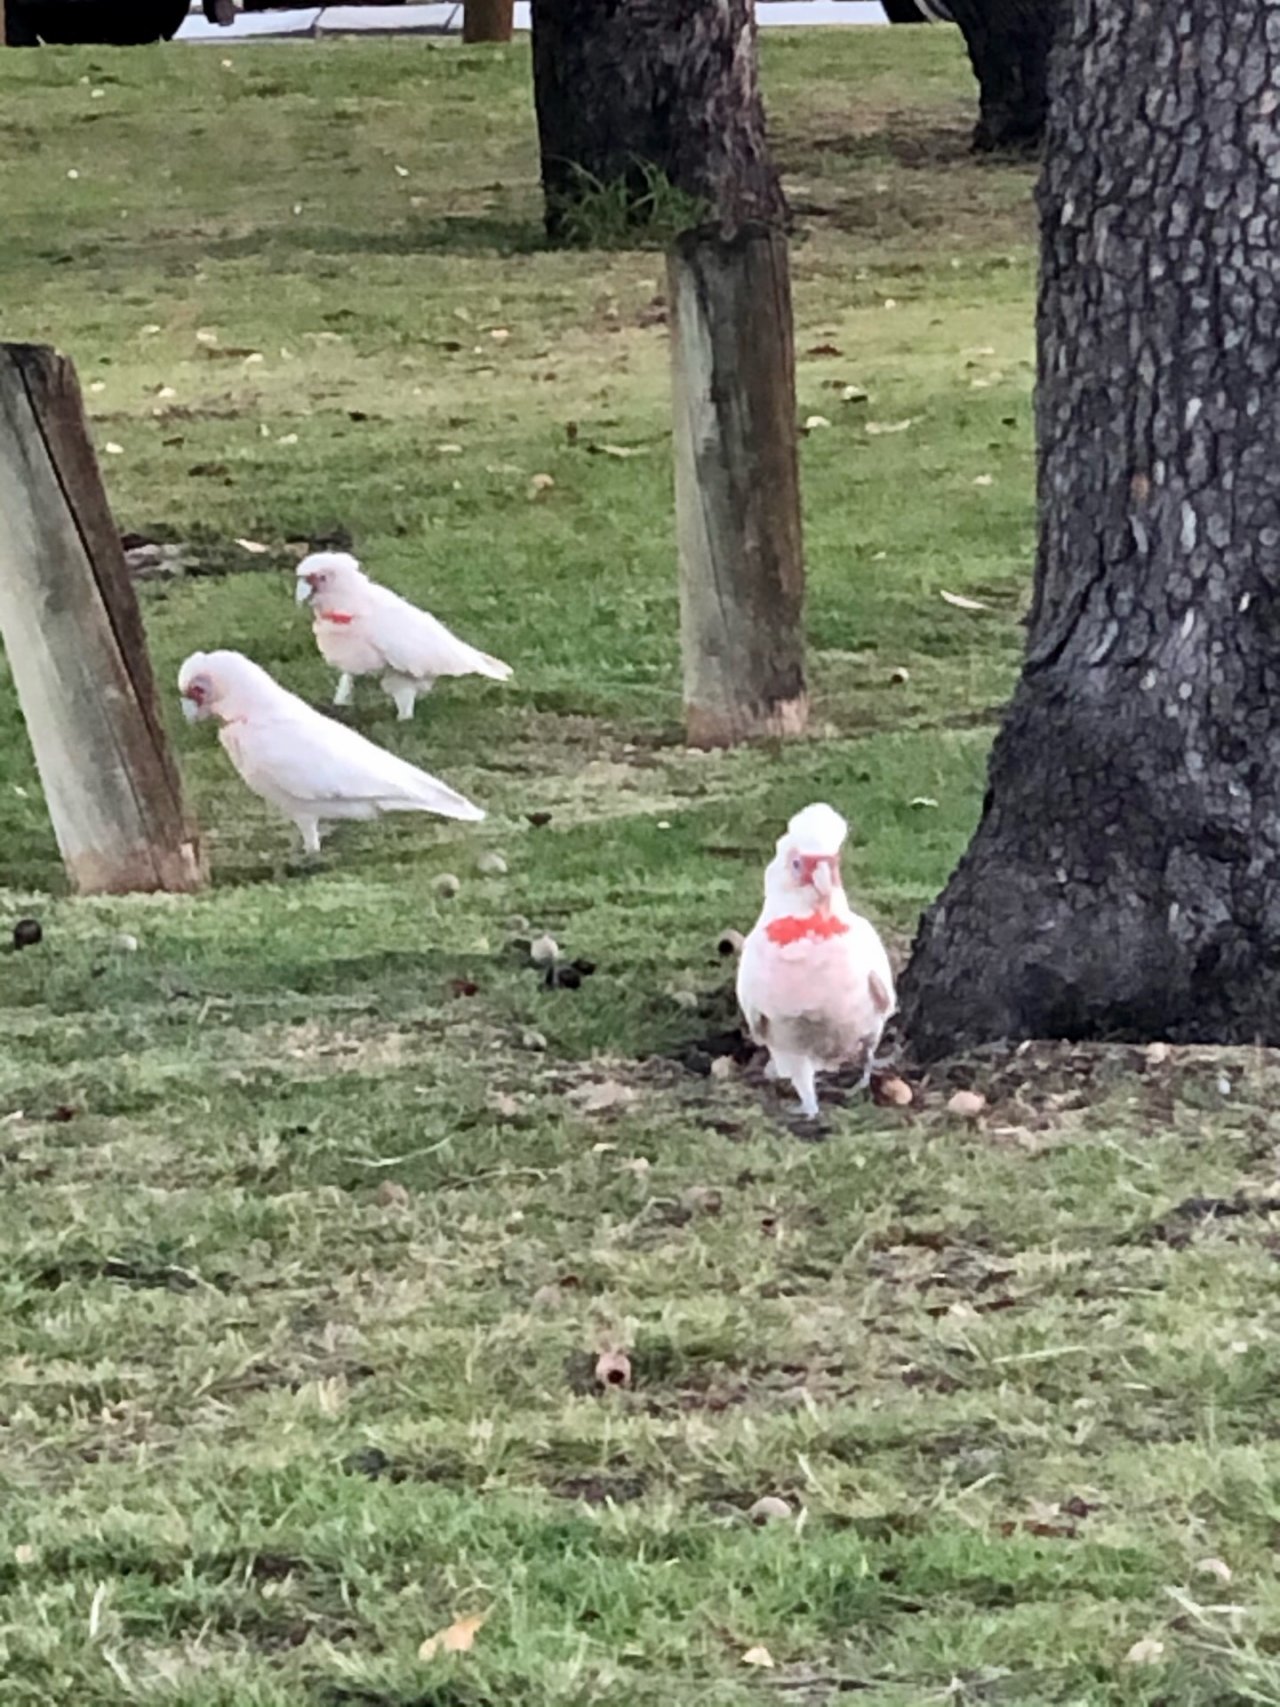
[318,611,355,625]
[765,913,851,946]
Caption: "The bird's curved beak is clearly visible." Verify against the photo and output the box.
[295,576,315,605]
[180,694,202,722]
[811,856,840,913]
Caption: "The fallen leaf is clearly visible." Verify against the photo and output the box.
[865,419,914,436]
[277,433,299,447]
[489,328,510,342]
[841,384,869,402]
[805,342,843,356]
[418,1611,487,1662]
[88,380,105,394]
[436,443,464,455]
[528,472,555,499]
[104,443,124,456]
[947,1089,987,1119]
[973,473,994,486]
[593,443,645,458]
[394,164,410,178]
[1124,1639,1165,1666]
[803,415,832,431]
[909,797,938,809]
[14,1544,34,1565]
[595,1349,631,1388]
[195,328,219,346]
[1195,1557,1233,1584]
[883,298,898,309]
[940,590,990,611]
[742,1646,775,1669]
[235,538,270,555]
[570,1080,639,1115]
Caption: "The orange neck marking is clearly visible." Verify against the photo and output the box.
[318,610,355,625]
[766,912,849,946]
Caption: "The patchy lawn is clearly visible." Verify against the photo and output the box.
[2,28,1278,1707]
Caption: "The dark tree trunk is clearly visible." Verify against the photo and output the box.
[901,0,1280,1060]
[946,0,1063,153]
[529,0,786,241]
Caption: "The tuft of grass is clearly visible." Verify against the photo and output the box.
[547,160,710,249]
[2,26,1280,1707]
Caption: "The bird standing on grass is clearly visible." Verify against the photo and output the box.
[737,803,896,1119]
[294,551,512,721]
[178,649,484,855]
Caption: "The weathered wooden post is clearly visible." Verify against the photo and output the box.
[0,344,205,894]
[667,222,808,748]
[463,0,514,43]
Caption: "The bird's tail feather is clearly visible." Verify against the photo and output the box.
[383,781,484,822]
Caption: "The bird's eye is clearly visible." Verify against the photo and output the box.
[791,855,803,876]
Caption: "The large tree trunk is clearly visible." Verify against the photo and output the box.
[901,0,1280,1060]
[529,0,786,242]
[946,0,1063,153]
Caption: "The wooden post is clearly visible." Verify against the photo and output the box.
[668,223,808,749]
[462,0,514,42]
[0,344,205,894]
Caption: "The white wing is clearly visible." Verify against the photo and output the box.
[365,583,512,682]
[232,703,484,821]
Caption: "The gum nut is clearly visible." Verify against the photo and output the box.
[717,928,745,957]
[114,933,140,953]
[505,914,531,933]
[672,989,699,1011]
[477,851,508,876]
[946,1089,987,1119]
[889,667,910,685]
[12,918,42,950]
[530,933,560,966]
[434,873,461,899]
[749,1495,792,1524]
[376,1180,410,1210]
[594,1349,631,1388]
[876,1076,913,1106]
[710,1056,735,1081]
[521,1029,548,1053]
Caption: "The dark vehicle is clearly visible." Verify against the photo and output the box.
[5,0,191,43]
[3,0,950,47]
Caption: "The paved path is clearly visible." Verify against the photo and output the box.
[177,3,896,41]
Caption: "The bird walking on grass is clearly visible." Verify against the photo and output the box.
[294,550,512,721]
[178,649,484,854]
[736,803,896,1119]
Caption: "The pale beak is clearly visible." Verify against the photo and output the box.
[295,577,315,605]
[812,860,835,906]
[180,695,202,722]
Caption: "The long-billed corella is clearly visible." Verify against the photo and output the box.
[294,550,512,720]
[736,803,896,1119]
[178,649,484,854]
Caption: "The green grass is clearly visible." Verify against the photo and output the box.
[3,27,1279,1707]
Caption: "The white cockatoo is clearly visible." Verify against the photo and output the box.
[294,551,512,721]
[736,803,896,1119]
[178,649,484,853]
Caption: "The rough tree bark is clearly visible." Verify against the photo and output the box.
[669,225,807,747]
[902,0,1280,1059]
[946,0,1064,153]
[529,0,786,240]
